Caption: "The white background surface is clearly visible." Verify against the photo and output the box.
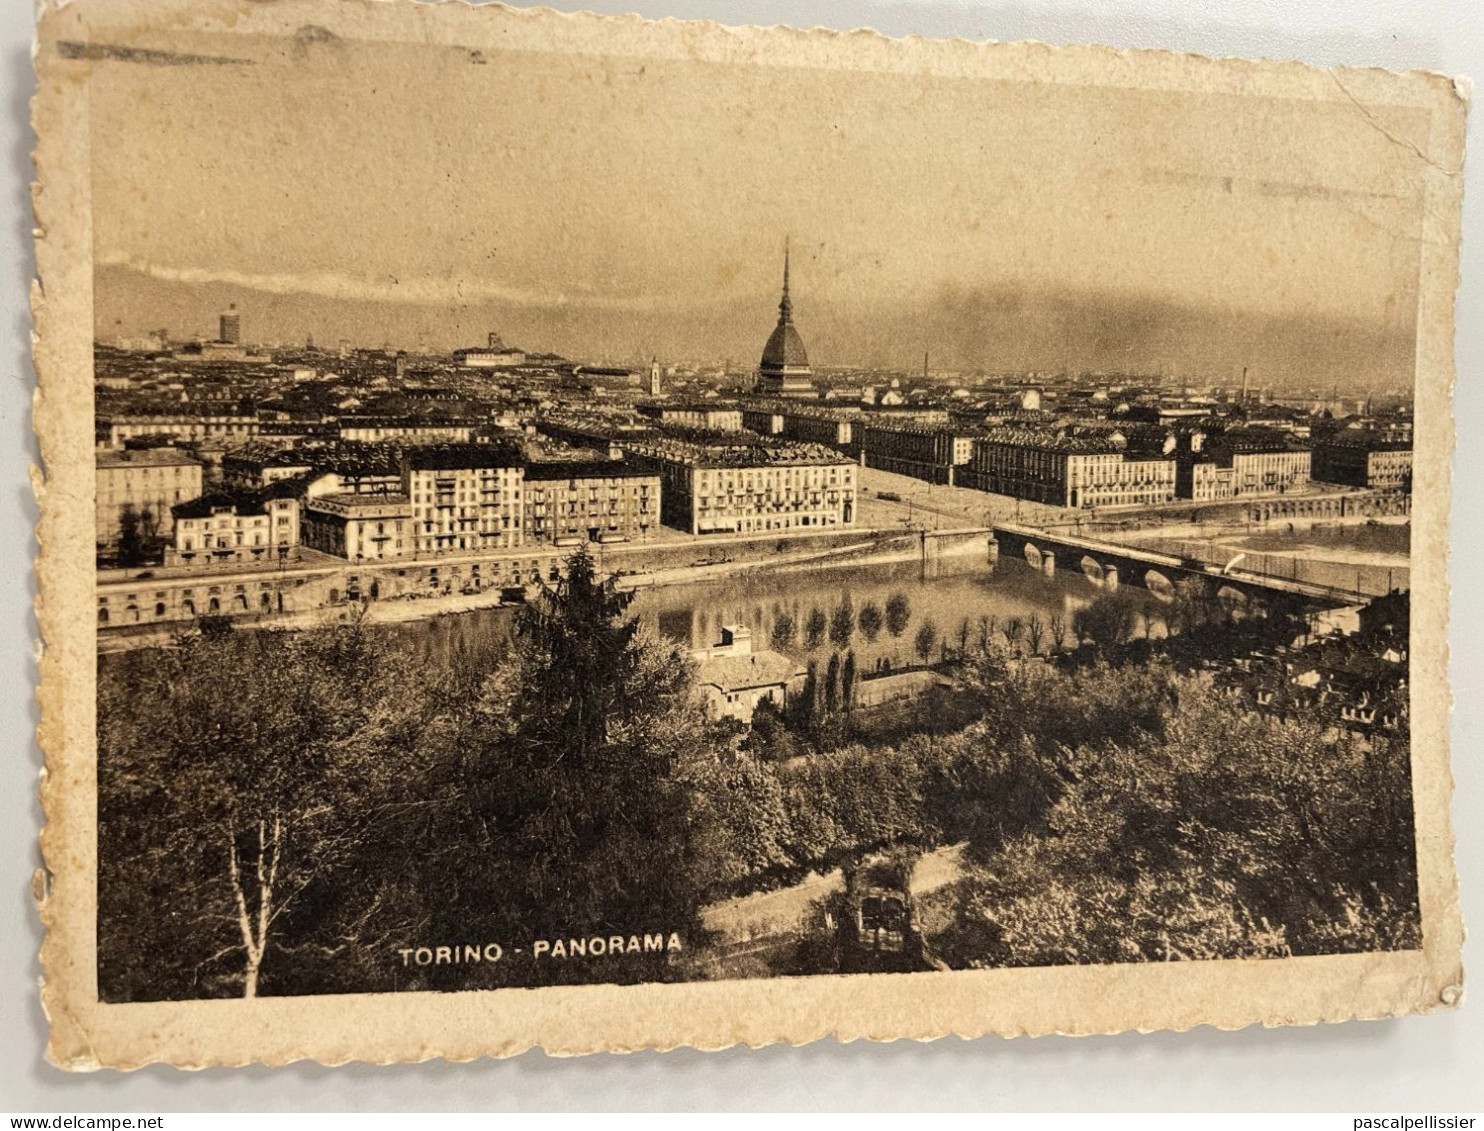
[1,0,1480,1112]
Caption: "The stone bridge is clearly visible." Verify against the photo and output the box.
[989,523,1358,610]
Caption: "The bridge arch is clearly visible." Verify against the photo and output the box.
[1080,555,1104,584]
[1143,569,1175,601]
[1022,542,1042,569]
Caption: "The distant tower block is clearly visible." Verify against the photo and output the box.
[219,303,241,345]
[649,357,662,397]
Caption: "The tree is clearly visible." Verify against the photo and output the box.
[453,547,715,948]
[936,676,1420,968]
[858,601,884,643]
[97,615,420,1000]
[1170,579,1223,637]
[829,596,856,649]
[885,592,912,639]
[824,653,842,714]
[744,698,799,762]
[805,607,828,650]
[956,617,972,657]
[1048,615,1068,653]
[914,619,939,664]
[770,611,796,652]
[793,659,821,729]
[1137,606,1157,641]
[229,546,730,996]
[1025,614,1046,656]
[1001,616,1026,655]
[841,651,857,712]
[1073,592,1139,651]
[116,504,147,567]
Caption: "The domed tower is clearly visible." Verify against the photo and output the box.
[757,242,815,398]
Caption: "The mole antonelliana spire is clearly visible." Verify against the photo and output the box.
[780,238,792,320]
[757,237,815,398]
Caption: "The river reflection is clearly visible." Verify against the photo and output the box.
[393,554,1151,670]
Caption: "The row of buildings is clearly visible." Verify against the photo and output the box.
[732,399,1403,508]
[157,444,666,568]
[97,410,868,567]
[733,247,1409,506]
[96,407,1406,567]
[95,246,1411,572]
[97,410,486,450]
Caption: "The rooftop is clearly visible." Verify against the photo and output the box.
[404,443,524,471]
[1317,432,1412,452]
[760,321,811,373]
[221,449,315,470]
[97,449,202,469]
[621,434,853,468]
[523,457,661,481]
[694,649,804,692]
[172,490,271,519]
[1210,427,1311,454]
[339,415,474,429]
[306,492,412,513]
[974,427,1124,454]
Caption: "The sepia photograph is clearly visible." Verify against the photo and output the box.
[29,0,1466,1069]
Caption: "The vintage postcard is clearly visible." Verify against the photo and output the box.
[33,0,1467,1069]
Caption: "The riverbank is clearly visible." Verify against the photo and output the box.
[1117,516,1410,598]
[97,525,993,652]
[1113,512,1409,545]
[96,583,520,652]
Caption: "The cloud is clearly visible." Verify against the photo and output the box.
[94,252,729,314]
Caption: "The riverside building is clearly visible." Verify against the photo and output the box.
[1205,429,1312,496]
[522,458,662,545]
[167,488,302,567]
[302,493,414,562]
[404,445,525,557]
[959,428,1177,508]
[691,625,806,723]
[857,423,978,485]
[617,434,856,535]
[1312,433,1413,490]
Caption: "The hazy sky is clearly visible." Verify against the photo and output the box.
[89,30,1429,386]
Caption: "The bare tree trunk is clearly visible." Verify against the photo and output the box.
[228,816,281,999]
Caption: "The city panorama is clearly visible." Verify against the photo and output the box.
[94,257,1417,999]
[84,29,1422,1003]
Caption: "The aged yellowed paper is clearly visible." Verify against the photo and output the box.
[33,0,1467,1069]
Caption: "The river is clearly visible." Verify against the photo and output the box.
[1127,520,1410,598]
[103,520,1407,676]
[390,552,1132,672]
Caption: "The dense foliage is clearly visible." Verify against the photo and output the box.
[97,555,1419,1000]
